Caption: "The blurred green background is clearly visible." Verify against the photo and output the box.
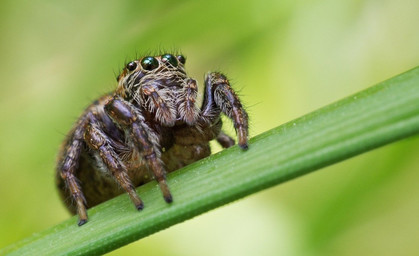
[0,0,418,255]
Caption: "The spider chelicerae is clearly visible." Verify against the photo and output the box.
[56,53,249,226]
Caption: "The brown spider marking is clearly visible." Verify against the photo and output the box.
[56,53,249,226]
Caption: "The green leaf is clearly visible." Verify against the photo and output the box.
[2,66,419,256]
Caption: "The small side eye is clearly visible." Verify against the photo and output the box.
[177,55,186,65]
[161,54,178,67]
[126,61,137,71]
[141,56,159,71]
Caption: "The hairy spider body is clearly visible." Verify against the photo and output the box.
[56,54,249,226]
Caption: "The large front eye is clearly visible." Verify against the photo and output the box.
[126,61,137,71]
[161,54,178,67]
[141,56,159,70]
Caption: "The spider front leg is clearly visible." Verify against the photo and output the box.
[104,97,173,203]
[201,72,249,149]
[84,114,144,212]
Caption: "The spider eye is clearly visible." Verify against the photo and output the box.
[126,61,137,71]
[176,55,186,65]
[141,56,159,71]
[161,54,178,67]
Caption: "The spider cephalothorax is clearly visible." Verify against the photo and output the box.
[56,53,249,226]
[116,54,198,127]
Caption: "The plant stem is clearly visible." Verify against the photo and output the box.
[2,66,419,256]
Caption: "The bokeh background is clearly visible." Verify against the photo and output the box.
[0,0,418,255]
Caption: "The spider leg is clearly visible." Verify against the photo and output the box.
[141,83,176,127]
[177,78,199,125]
[201,72,249,149]
[105,97,173,203]
[84,114,144,211]
[216,131,235,148]
[58,117,89,226]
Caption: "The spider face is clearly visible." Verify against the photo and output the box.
[116,54,193,127]
[56,52,249,226]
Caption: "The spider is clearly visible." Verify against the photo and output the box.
[56,53,249,226]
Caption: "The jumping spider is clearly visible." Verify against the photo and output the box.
[56,53,249,226]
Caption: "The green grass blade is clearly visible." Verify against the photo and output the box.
[2,66,419,256]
